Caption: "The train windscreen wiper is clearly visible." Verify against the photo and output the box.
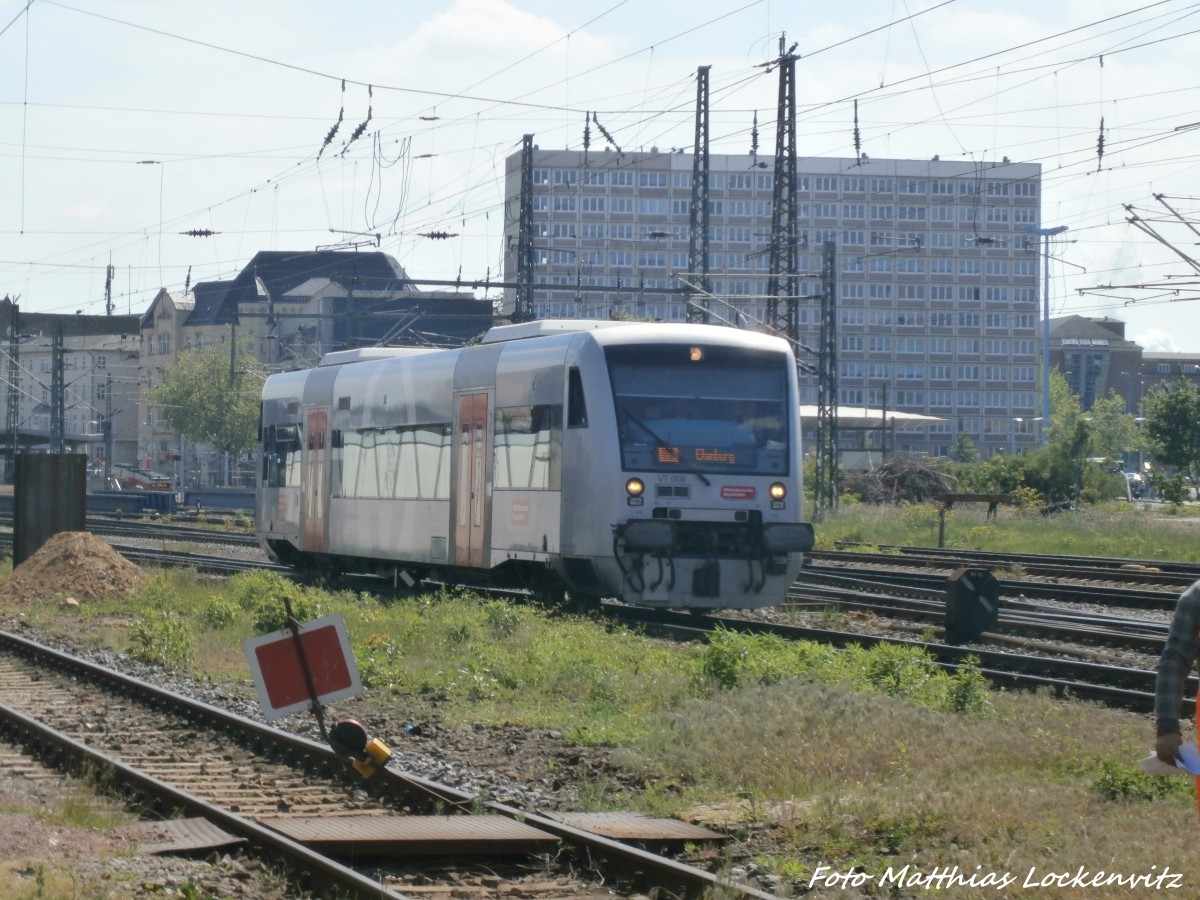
[619,407,711,487]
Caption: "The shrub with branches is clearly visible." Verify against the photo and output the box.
[843,454,954,504]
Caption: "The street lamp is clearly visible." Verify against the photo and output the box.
[1021,224,1068,446]
[1012,416,1041,454]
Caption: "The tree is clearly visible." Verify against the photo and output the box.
[950,432,977,463]
[1045,368,1082,448]
[146,341,264,467]
[1080,391,1142,463]
[1143,377,1200,484]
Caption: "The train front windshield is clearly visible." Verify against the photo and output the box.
[606,342,792,476]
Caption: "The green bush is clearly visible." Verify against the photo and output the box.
[225,570,323,632]
[1093,757,1188,802]
[697,629,991,715]
[201,597,241,630]
[129,612,195,668]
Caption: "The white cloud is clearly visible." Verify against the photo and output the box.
[1135,328,1180,353]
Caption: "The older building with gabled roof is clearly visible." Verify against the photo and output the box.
[136,251,492,484]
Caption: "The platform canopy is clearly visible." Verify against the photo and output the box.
[798,405,945,427]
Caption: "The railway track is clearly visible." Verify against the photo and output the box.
[6,518,1195,715]
[0,630,770,899]
[806,554,1183,610]
[824,544,1200,588]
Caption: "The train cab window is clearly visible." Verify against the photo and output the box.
[567,367,588,428]
[606,343,791,476]
[263,424,302,488]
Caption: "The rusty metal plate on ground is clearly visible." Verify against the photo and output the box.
[126,817,247,855]
[548,812,725,843]
[257,814,561,857]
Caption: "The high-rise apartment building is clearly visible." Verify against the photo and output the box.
[503,148,1043,458]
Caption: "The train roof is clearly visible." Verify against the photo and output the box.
[317,347,440,366]
[481,319,791,352]
[480,320,631,343]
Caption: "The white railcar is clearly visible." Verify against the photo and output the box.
[257,320,813,610]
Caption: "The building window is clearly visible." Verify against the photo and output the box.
[868,309,894,327]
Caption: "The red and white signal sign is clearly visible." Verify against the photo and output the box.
[720,485,756,500]
[244,614,362,721]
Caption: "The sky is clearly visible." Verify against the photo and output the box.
[2,0,1200,349]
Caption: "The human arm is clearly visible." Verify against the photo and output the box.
[1155,582,1200,763]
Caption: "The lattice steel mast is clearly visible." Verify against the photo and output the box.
[686,66,711,323]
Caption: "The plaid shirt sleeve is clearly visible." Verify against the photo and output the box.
[1156,580,1200,735]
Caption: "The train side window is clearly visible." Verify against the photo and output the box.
[263,424,301,488]
[567,367,587,428]
[330,430,343,497]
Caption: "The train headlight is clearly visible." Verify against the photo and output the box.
[769,482,787,500]
[625,478,645,497]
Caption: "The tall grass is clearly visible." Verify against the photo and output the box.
[818,500,1200,561]
[10,516,1200,897]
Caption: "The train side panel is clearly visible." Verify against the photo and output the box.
[489,336,568,566]
[326,350,458,568]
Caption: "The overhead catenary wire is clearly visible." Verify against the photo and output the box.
[0,1,1197,320]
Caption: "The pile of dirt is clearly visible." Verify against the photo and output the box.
[0,531,148,603]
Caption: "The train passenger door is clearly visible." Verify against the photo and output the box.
[453,392,490,568]
[302,408,328,552]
